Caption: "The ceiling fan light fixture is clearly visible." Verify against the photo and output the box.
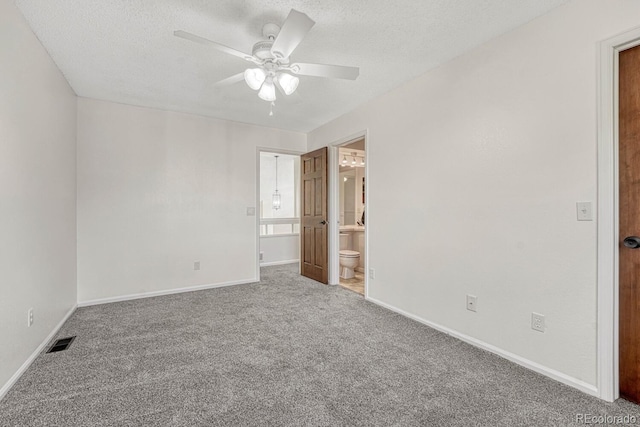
[175,9,359,112]
[277,72,299,95]
[244,68,266,90]
[258,77,277,102]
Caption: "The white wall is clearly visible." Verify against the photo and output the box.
[0,0,77,395]
[309,0,640,390]
[260,235,299,266]
[77,98,306,303]
[259,153,299,219]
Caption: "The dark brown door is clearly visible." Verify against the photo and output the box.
[619,44,640,404]
[300,147,328,283]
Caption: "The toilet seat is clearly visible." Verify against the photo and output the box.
[339,250,360,257]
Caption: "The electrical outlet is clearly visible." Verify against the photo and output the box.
[194,261,200,271]
[466,295,478,312]
[27,308,33,327]
[531,312,545,332]
[369,268,375,279]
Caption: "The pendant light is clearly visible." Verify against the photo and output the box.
[342,155,348,165]
[272,155,281,210]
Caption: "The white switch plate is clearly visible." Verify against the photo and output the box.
[369,268,375,279]
[246,207,256,216]
[466,295,477,312]
[194,261,200,271]
[576,202,593,221]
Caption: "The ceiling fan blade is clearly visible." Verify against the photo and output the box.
[174,30,253,62]
[290,63,359,80]
[270,10,315,59]
[213,73,245,88]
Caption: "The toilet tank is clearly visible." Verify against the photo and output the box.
[339,233,349,250]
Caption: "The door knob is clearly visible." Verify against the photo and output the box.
[320,220,327,225]
[623,236,640,249]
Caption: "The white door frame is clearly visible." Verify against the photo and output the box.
[597,25,640,402]
[255,147,304,282]
[328,130,369,296]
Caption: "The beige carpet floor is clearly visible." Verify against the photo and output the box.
[1,264,639,426]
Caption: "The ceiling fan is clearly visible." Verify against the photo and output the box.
[174,9,359,105]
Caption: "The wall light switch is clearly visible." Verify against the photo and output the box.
[246,207,256,216]
[576,202,593,221]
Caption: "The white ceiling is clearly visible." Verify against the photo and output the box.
[15,0,568,133]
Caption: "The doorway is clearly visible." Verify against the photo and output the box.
[325,133,368,296]
[336,139,366,295]
[257,150,301,280]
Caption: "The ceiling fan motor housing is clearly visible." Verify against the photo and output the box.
[252,23,283,60]
[252,40,275,60]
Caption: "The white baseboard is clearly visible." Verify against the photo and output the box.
[260,259,299,267]
[78,278,256,307]
[0,304,77,401]
[365,296,599,398]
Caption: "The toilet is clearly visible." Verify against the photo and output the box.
[339,233,360,279]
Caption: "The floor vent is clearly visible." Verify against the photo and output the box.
[47,336,76,353]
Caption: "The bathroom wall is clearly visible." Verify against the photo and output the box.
[308,0,640,392]
[340,165,366,270]
[355,166,365,225]
[339,162,365,226]
[339,170,357,225]
[0,0,77,397]
[77,98,306,303]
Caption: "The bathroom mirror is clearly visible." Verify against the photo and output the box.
[340,170,356,225]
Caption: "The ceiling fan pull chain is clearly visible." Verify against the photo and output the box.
[269,101,275,116]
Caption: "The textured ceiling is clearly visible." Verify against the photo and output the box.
[15,0,568,133]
